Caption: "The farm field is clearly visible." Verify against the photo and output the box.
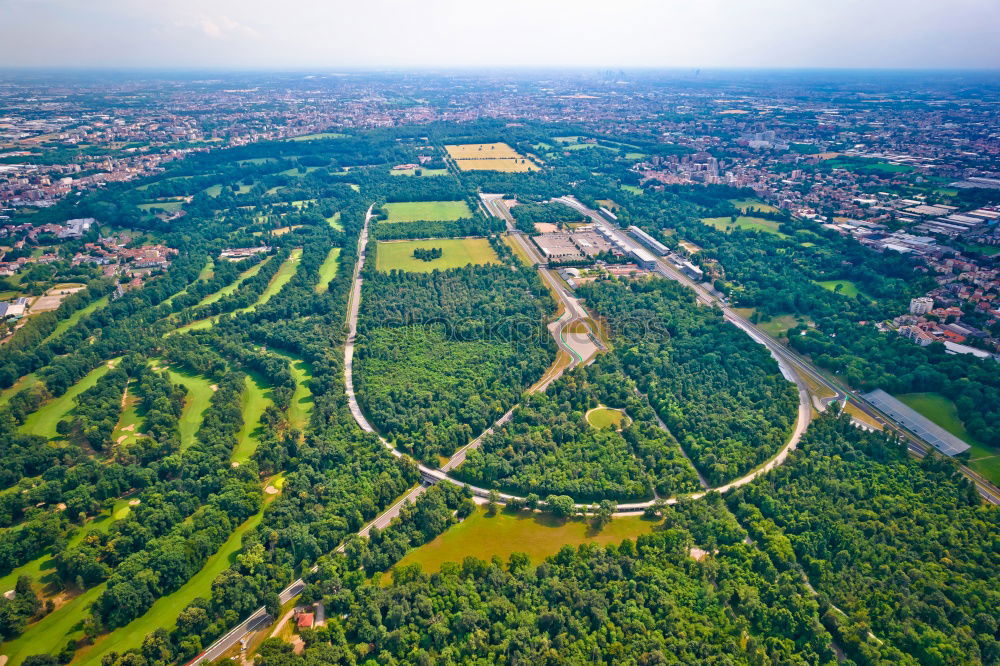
[20,360,118,439]
[897,392,1000,483]
[375,238,500,273]
[165,368,215,450]
[383,200,472,223]
[701,215,788,237]
[315,247,341,293]
[814,279,862,298]
[445,142,521,160]
[387,507,657,577]
[454,158,538,172]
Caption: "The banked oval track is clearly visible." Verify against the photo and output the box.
[347,206,813,515]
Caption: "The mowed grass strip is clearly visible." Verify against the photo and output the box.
[386,506,657,579]
[232,372,273,464]
[165,368,215,450]
[20,360,119,439]
[316,248,341,293]
[814,279,862,298]
[375,238,500,273]
[75,497,274,664]
[383,201,472,223]
[701,216,788,237]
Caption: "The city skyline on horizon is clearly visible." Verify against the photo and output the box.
[1,0,999,70]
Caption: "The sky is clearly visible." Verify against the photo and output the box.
[1,0,999,70]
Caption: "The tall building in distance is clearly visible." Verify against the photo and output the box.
[909,297,934,315]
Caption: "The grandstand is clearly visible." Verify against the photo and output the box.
[862,389,971,456]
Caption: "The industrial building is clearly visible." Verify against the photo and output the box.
[862,389,971,456]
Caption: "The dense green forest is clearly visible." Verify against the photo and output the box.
[578,277,799,486]
[356,261,556,462]
[456,356,703,501]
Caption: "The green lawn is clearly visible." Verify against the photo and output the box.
[275,354,313,433]
[327,212,342,231]
[620,185,643,195]
[0,581,105,664]
[165,368,215,450]
[729,198,781,214]
[43,295,109,344]
[375,238,500,273]
[290,199,317,210]
[243,248,301,312]
[702,216,788,237]
[387,507,657,578]
[896,392,999,484]
[315,248,341,293]
[759,313,812,339]
[585,406,629,430]
[814,279,861,298]
[20,360,118,439]
[111,387,144,449]
[279,166,323,177]
[0,373,39,407]
[383,201,472,223]
[232,372,273,464]
[78,503,270,664]
[390,168,449,177]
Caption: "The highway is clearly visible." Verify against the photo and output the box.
[557,195,1000,505]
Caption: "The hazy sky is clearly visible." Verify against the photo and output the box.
[1,0,998,70]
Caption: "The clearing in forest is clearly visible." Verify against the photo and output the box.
[375,238,500,273]
[585,406,630,430]
[383,201,472,223]
[446,142,539,172]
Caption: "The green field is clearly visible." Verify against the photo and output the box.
[0,373,39,407]
[279,166,323,177]
[620,185,643,195]
[279,355,313,432]
[815,279,861,298]
[232,373,273,464]
[897,392,999,484]
[20,360,118,439]
[43,295,109,344]
[585,406,629,430]
[78,503,270,664]
[0,580,105,664]
[729,198,781,214]
[166,368,215,450]
[375,238,500,273]
[112,388,144,449]
[327,212,342,230]
[702,216,787,237]
[383,200,472,223]
[315,247,341,293]
[388,507,657,577]
[391,168,449,177]
[286,132,347,141]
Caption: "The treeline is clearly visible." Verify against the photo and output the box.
[578,277,799,486]
[456,358,703,501]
